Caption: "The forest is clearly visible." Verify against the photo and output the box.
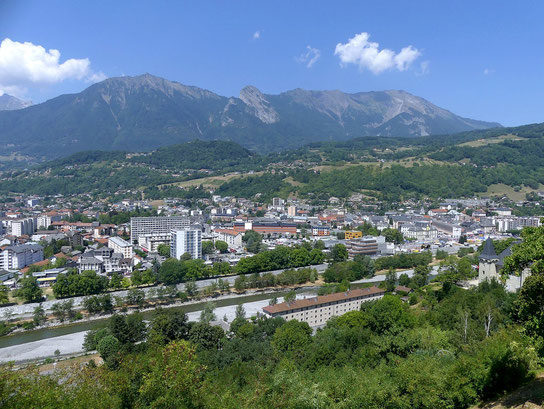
[2,122,544,200]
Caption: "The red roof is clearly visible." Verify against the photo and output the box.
[263,287,385,314]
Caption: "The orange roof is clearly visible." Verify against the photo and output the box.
[215,228,241,236]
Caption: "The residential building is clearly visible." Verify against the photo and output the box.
[311,226,330,236]
[0,244,44,270]
[108,236,133,258]
[11,218,37,237]
[130,216,190,243]
[66,231,83,248]
[171,228,202,260]
[344,231,363,240]
[37,213,62,229]
[262,287,385,327]
[287,205,297,217]
[77,247,132,274]
[138,233,171,252]
[214,228,243,248]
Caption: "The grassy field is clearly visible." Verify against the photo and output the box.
[459,134,527,147]
[480,183,544,202]
[163,171,265,188]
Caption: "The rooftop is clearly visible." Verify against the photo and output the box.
[262,286,384,315]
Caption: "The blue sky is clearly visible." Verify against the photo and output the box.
[0,1,543,126]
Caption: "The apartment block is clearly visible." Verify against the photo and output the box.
[0,244,44,270]
[171,228,202,260]
[262,287,385,327]
[108,236,133,258]
[130,216,190,242]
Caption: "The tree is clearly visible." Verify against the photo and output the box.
[97,335,121,368]
[126,288,145,308]
[109,272,122,289]
[200,301,217,324]
[131,270,143,286]
[284,290,296,303]
[108,313,146,345]
[138,341,205,407]
[17,275,42,303]
[411,264,431,289]
[215,240,229,253]
[367,295,413,335]
[51,300,75,322]
[398,273,411,287]
[83,327,112,351]
[234,275,246,292]
[157,243,170,257]
[235,304,246,320]
[272,320,312,353]
[202,240,214,255]
[188,322,224,350]
[243,230,262,253]
[515,273,544,354]
[148,308,190,345]
[33,305,46,326]
[385,268,397,292]
[314,240,325,250]
[381,228,404,244]
[331,244,348,262]
[185,280,198,297]
[83,296,102,314]
[0,285,9,305]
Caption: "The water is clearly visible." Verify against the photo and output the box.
[0,288,308,349]
[0,273,392,350]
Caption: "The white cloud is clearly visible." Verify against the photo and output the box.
[483,68,494,75]
[253,31,261,40]
[0,38,106,96]
[296,46,321,68]
[334,32,421,74]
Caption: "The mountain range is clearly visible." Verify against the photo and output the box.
[0,94,32,111]
[0,74,500,161]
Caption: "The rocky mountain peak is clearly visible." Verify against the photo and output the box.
[239,85,279,124]
[0,94,32,111]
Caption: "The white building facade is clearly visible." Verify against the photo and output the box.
[108,236,133,258]
[130,216,190,243]
[262,287,385,327]
[0,244,44,270]
[170,228,202,260]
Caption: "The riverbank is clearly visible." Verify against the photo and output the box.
[0,263,330,320]
[0,289,320,364]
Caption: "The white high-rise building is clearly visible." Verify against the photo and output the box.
[130,216,190,243]
[11,218,37,237]
[170,228,202,260]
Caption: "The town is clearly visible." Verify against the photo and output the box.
[1,192,539,320]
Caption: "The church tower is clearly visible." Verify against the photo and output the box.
[479,238,500,282]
